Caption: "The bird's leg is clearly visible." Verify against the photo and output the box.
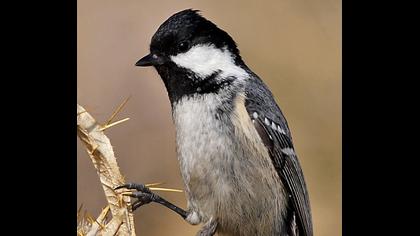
[196,218,218,236]
[115,183,188,219]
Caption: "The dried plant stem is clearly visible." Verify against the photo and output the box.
[77,104,136,236]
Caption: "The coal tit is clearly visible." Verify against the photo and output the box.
[118,9,313,236]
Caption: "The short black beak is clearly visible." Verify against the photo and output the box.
[135,54,164,67]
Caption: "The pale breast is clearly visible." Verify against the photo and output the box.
[173,93,287,235]
[173,93,233,198]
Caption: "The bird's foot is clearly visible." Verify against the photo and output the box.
[115,183,157,211]
[115,182,188,219]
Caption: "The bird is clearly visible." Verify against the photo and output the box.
[116,9,313,236]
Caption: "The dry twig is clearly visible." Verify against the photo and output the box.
[77,103,135,236]
[77,100,183,235]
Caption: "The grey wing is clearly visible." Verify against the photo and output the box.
[244,77,313,236]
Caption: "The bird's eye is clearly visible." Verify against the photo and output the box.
[178,41,190,53]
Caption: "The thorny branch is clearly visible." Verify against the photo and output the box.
[77,100,183,235]
[77,103,135,236]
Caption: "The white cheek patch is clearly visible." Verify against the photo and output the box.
[170,44,248,79]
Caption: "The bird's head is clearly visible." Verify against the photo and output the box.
[136,9,248,103]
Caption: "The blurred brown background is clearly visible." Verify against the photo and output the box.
[77,0,341,235]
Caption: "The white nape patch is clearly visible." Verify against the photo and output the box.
[170,44,248,79]
[281,147,296,156]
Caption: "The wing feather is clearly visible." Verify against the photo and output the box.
[244,79,313,236]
